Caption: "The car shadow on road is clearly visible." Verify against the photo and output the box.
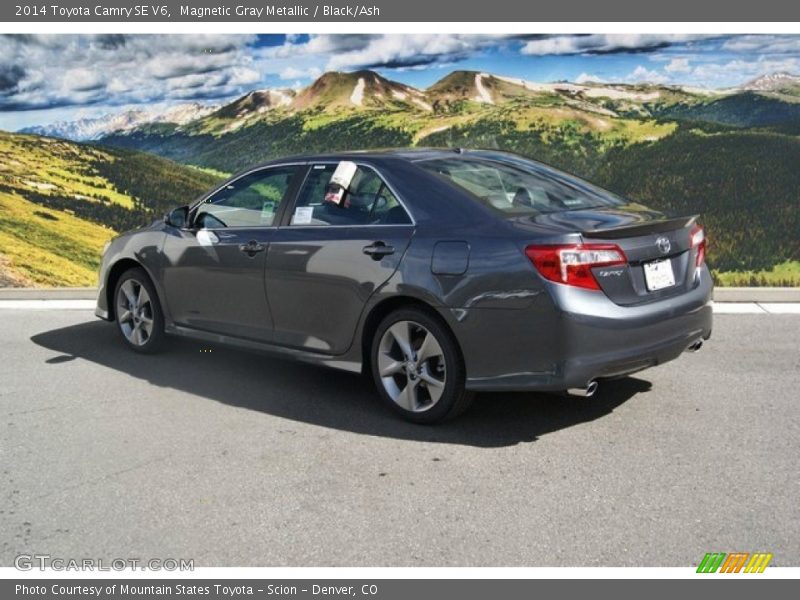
[31,320,651,448]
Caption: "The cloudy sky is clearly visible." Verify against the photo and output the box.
[2,33,800,130]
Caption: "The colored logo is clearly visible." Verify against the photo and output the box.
[697,552,773,573]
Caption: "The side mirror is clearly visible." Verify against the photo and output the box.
[165,206,189,229]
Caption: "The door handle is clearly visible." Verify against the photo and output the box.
[362,241,395,260]
[239,240,266,257]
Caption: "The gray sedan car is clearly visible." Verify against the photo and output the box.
[96,149,712,423]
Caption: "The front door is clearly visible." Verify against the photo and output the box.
[161,164,303,341]
[265,162,414,354]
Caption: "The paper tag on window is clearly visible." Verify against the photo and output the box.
[330,161,358,189]
[293,206,314,225]
[261,201,275,223]
[324,186,345,205]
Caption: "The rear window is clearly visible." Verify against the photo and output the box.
[419,156,624,216]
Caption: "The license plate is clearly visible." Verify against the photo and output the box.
[643,259,676,291]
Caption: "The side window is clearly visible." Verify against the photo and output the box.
[195,166,300,228]
[290,163,411,226]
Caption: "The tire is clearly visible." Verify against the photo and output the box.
[113,267,165,354]
[370,307,474,424]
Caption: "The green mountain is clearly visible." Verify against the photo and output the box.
[0,131,221,286]
[103,69,683,172]
[293,70,425,111]
[653,92,800,127]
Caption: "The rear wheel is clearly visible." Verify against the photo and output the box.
[113,268,164,353]
[371,307,473,423]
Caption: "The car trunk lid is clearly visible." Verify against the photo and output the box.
[519,206,702,306]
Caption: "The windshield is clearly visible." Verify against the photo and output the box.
[419,155,625,216]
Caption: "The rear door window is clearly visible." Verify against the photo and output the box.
[420,157,624,216]
[290,163,411,226]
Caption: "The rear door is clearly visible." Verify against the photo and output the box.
[265,162,414,354]
[161,164,303,340]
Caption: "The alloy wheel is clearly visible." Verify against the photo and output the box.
[377,320,447,413]
[116,279,155,347]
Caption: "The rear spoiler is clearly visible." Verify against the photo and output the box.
[581,214,698,240]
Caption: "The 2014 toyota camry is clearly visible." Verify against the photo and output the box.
[96,149,712,423]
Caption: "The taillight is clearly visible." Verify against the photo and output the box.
[690,223,706,267]
[525,243,627,290]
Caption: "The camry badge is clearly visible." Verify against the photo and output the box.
[656,236,671,255]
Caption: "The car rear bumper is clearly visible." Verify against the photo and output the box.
[463,267,713,392]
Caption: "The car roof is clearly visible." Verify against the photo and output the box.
[254,148,523,168]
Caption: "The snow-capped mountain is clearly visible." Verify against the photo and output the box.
[740,72,800,92]
[20,102,219,141]
[155,102,221,125]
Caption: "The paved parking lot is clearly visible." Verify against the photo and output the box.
[1,308,798,566]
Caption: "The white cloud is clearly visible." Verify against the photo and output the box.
[0,34,261,111]
[327,35,493,71]
[691,57,800,85]
[279,66,322,80]
[227,66,261,87]
[62,68,104,92]
[575,73,605,84]
[520,34,715,56]
[721,35,800,55]
[261,34,506,72]
[626,65,669,84]
[665,58,692,73]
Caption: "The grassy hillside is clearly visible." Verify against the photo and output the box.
[106,99,673,175]
[0,132,221,286]
[0,190,112,287]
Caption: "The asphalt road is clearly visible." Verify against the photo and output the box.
[1,309,798,567]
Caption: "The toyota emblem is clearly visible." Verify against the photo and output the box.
[655,236,671,255]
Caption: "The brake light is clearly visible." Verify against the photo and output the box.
[690,223,706,267]
[525,243,627,290]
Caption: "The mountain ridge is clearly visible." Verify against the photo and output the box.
[740,71,800,91]
[21,102,220,141]
[25,68,800,141]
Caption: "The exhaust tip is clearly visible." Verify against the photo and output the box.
[687,340,704,353]
[567,380,599,398]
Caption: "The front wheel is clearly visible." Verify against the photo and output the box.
[113,268,165,354]
[370,307,473,423]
